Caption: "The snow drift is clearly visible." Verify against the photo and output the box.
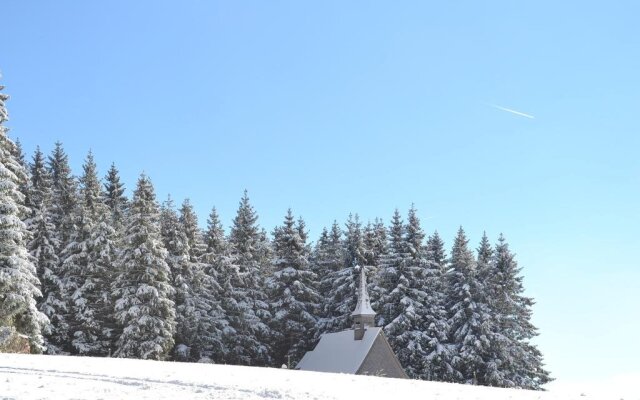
[0,354,636,400]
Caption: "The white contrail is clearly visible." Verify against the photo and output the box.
[490,104,535,119]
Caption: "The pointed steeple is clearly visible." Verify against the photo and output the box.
[352,266,375,339]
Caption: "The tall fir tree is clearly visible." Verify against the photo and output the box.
[48,142,78,250]
[180,199,206,259]
[62,152,117,355]
[375,209,405,327]
[112,174,175,360]
[447,227,494,384]
[408,206,452,381]
[0,83,48,351]
[159,196,193,360]
[172,198,224,362]
[423,229,455,381]
[26,148,66,353]
[312,221,343,332]
[226,190,272,366]
[267,210,319,367]
[323,214,368,332]
[197,206,230,363]
[492,234,551,389]
[103,162,128,234]
[362,218,387,306]
[46,142,77,352]
[472,232,508,386]
[376,208,439,378]
[426,231,448,274]
[12,138,26,168]
[343,213,367,269]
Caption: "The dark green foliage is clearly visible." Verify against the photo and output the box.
[268,210,319,367]
[112,175,175,360]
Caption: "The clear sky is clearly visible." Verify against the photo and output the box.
[3,1,639,385]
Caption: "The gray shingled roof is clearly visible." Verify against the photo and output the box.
[295,327,382,374]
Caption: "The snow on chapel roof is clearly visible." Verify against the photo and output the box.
[351,266,375,317]
[295,327,382,374]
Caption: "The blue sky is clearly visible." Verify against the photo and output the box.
[3,1,639,384]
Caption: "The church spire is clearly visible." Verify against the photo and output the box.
[352,266,375,340]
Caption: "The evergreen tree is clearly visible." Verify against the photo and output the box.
[197,206,230,363]
[471,232,509,386]
[268,210,319,367]
[46,142,77,352]
[447,227,493,384]
[25,148,48,213]
[48,142,78,249]
[375,209,404,327]
[180,199,206,259]
[407,206,452,381]
[423,230,455,381]
[312,221,343,331]
[62,152,117,355]
[11,138,28,201]
[363,217,387,306]
[376,207,444,379]
[426,231,448,274]
[13,138,27,168]
[343,213,367,269]
[323,214,367,332]
[103,162,128,233]
[112,174,175,360]
[492,234,551,389]
[0,83,48,351]
[171,198,224,362]
[26,148,66,354]
[159,196,193,360]
[226,190,272,366]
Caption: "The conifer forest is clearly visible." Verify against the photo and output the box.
[0,83,551,389]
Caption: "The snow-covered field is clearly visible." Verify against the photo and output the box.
[0,354,636,400]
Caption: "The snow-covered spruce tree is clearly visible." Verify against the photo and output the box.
[112,174,175,360]
[26,148,67,354]
[0,83,48,351]
[197,206,230,363]
[343,213,367,270]
[62,152,118,355]
[492,234,551,389]
[375,208,431,378]
[103,162,128,234]
[471,232,510,387]
[12,138,27,168]
[407,206,452,381]
[362,218,386,306]
[375,209,405,327]
[446,227,494,384]
[426,231,448,275]
[180,199,206,260]
[363,218,387,269]
[45,142,77,352]
[11,138,28,200]
[423,229,455,381]
[24,148,48,214]
[48,142,78,252]
[173,198,225,362]
[159,196,194,361]
[178,199,206,360]
[226,191,272,366]
[312,221,343,333]
[267,209,319,367]
[323,214,368,333]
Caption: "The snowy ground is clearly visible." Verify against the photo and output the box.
[0,354,636,400]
